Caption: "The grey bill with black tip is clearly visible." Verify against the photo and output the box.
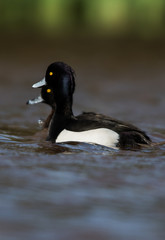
[32,78,46,88]
[27,95,44,105]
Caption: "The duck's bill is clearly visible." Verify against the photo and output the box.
[27,95,44,105]
[32,78,46,88]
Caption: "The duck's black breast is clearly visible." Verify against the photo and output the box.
[64,112,151,149]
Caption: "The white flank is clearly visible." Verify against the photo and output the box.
[56,128,119,149]
[32,78,46,88]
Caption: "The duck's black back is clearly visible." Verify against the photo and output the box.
[65,112,151,149]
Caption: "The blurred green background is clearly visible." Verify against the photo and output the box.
[1,0,165,39]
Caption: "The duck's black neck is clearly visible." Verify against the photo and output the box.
[53,74,74,116]
[55,96,73,116]
[47,95,74,142]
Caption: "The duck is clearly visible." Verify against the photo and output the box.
[30,61,152,150]
[27,85,55,129]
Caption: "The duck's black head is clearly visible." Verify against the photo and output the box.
[41,86,55,109]
[27,85,55,109]
[32,62,75,115]
[33,62,75,98]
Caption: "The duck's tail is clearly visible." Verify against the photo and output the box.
[137,141,165,150]
[151,141,165,147]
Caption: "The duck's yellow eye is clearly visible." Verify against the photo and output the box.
[47,89,51,93]
[49,72,53,76]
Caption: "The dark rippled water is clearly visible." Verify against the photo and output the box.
[0,37,165,240]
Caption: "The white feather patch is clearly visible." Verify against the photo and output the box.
[56,128,119,149]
